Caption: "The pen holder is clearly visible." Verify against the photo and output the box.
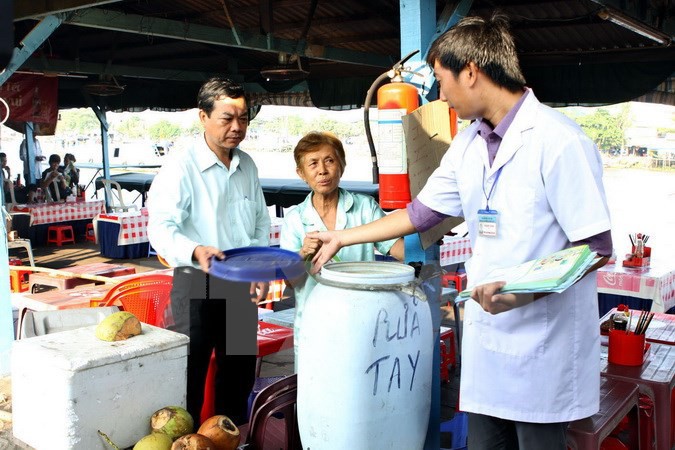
[622,245,651,268]
[608,329,646,366]
[631,244,651,258]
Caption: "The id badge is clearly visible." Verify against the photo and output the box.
[477,209,499,237]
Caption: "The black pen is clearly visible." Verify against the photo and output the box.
[640,313,655,335]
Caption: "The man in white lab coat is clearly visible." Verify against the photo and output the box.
[310,14,612,450]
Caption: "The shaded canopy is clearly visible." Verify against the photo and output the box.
[6,0,675,111]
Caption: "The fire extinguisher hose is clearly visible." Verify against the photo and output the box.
[363,50,420,185]
[364,72,394,184]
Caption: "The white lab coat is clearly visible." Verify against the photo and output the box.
[417,91,611,422]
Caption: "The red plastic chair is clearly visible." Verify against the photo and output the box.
[102,274,173,327]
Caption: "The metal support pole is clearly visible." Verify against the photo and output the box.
[405,232,441,450]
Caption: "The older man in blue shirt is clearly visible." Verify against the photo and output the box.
[148,77,271,425]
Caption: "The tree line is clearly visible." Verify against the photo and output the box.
[56,105,634,152]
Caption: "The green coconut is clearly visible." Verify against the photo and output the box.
[151,406,194,441]
[95,311,142,341]
[133,432,173,450]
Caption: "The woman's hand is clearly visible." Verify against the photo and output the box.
[300,234,323,260]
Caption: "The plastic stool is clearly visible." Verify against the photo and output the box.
[201,350,217,424]
[85,223,96,242]
[441,288,465,366]
[10,270,29,293]
[442,272,467,292]
[8,257,30,293]
[440,411,468,450]
[47,225,75,246]
[440,327,456,382]
[566,379,640,450]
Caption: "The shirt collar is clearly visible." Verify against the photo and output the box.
[194,134,240,173]
[477,89,530,141]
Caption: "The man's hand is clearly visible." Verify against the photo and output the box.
[250,281,269,304]
[470,281,535,314]
[310,230,342,274]
[192,245,224,273]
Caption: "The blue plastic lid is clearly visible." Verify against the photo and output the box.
[209,246,305,282]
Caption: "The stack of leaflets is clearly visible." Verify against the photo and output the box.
[458,244,598,299]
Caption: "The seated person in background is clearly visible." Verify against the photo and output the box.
[0,152,11,202]
[41,154,70,201]
[280,131,404,370]
[62,153,79,189]
[0,152,28,203]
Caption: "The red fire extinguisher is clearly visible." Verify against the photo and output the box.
[365,50,459,210]
[364,51,420,210]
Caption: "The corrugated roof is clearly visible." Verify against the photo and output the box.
[8,0,675,109]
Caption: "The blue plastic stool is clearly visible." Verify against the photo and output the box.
[440,411,468,450]
[246,376,286,419]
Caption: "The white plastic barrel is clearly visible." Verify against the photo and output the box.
[297,261,433,450]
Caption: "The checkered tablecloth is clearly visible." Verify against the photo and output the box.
[95,213,283,247]
[11,200,106,226]
[597,263,675,313]
[269,217,283,246]
[440,236,473,266]
[98,209,149,246]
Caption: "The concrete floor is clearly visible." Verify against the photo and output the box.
[3,239,463,449]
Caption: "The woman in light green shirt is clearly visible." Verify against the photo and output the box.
[280,131,404,370]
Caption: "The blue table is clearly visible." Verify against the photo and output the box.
[97,219,149,259]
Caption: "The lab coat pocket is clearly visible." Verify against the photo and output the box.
[476,301,547,358]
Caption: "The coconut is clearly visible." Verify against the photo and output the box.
[170,433,216,450]
[133,432,173,450]
[95,311,142,341]
[197,415,240,450]
[151,406,194,440]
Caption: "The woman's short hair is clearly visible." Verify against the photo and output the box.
[426,13,526,92]
[294,131,347,175]
[48,154,61,164]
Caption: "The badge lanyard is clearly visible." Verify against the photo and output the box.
[477,166,503,237]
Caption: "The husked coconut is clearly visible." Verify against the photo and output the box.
[151,406,194,440]
[95,311,142,341]
[197,415,240,450]
[171,433,216,450]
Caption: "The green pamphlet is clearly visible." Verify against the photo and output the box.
[458,245,597,299]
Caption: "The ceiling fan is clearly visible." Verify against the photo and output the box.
[259,0,317,82]
[260,53,309,82]
[83,75,125,96]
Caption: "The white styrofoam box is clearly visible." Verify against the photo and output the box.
[12,324,189,450]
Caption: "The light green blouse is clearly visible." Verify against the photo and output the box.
[280,188,397,340]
